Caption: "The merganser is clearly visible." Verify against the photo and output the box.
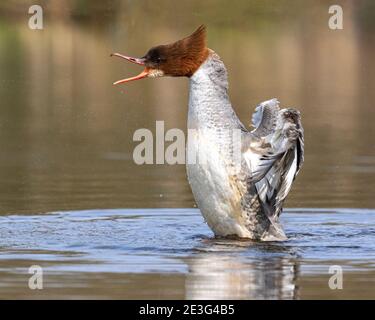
[111,25,304,241]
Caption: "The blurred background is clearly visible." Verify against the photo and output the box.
[0,0,374,214]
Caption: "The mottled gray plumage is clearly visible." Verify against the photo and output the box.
[187,51,304,241]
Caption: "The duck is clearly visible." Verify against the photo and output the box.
[111,25,304,241]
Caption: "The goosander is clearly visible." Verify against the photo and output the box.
[111,25,304,241]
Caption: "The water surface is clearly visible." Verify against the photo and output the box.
[1,208,374,299]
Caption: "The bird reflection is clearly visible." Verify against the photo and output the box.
[185,238,299,299]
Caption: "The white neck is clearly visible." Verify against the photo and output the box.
[188,52,242,130]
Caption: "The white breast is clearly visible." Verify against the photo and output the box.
[186,128,251,237]
[186,53,252,237]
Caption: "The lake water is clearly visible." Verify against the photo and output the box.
[1,208,375,299]
[0,0,374,299]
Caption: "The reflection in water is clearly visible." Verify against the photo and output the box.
[186,240,299,299]
[0,208,375,299]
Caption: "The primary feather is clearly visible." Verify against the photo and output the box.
[244,100,304,236]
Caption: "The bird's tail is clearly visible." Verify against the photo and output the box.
[261,219,287,241]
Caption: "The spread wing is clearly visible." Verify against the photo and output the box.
[243,98,304,220]
[251,98,280,137]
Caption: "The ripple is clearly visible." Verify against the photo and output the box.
[0,207,374,299]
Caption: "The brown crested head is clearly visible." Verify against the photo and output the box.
[111,25,209,85]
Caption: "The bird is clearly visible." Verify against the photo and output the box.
[111,25,304,241]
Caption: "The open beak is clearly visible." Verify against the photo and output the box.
[111,53,150,85]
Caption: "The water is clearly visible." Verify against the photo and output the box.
[1,208,374,299]
[0,0,375,299]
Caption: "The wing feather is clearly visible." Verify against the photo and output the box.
[244,101,304,220]
[251,98,280,137]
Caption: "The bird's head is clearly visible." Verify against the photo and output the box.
[111,25,209,85]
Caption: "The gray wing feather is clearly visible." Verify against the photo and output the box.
[251,98,280,137]
[255,111,304,219]
[245,101,304,220]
